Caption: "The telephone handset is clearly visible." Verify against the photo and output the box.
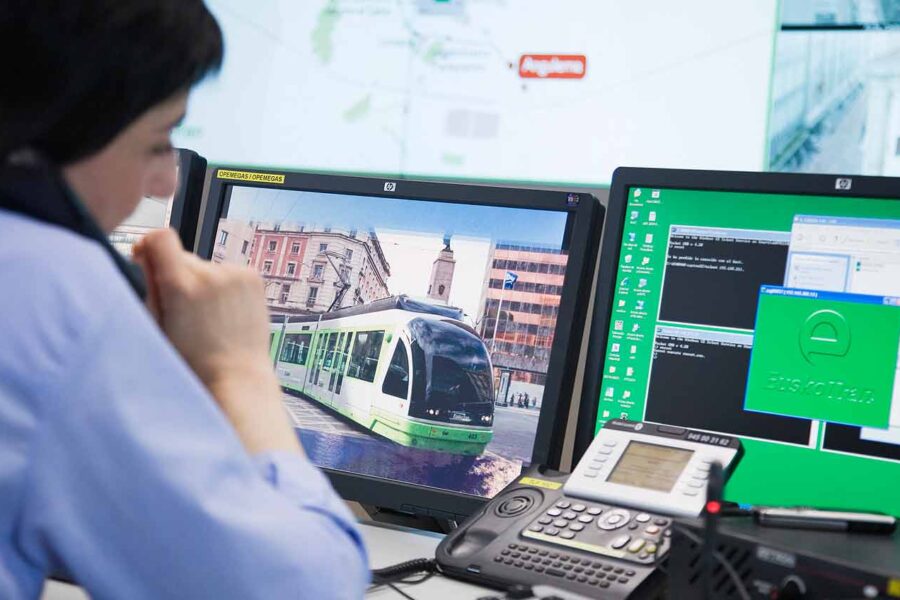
[435,420,743,598]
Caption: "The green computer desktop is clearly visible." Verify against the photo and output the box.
[577,168,900,517]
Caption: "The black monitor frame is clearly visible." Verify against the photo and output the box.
[575,166,900,462]
[198,167,603,519]
[168,148,207,250]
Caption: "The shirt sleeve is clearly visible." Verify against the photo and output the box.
[13,254,369,599]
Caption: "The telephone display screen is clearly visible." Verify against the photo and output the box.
[607,441,693,492]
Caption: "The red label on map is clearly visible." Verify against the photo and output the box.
[518,54,587,79]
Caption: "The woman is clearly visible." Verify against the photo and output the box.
[0,2,368,598]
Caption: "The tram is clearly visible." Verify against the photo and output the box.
[270,296,495,455]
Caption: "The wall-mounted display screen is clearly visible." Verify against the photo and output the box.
[767,0,900,177]
[174,0,779,185]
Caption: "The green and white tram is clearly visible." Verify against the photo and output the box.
[270,296,495,455]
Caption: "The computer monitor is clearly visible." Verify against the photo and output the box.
[197,168,602,519]
[109,148,206,256]
[577,168,900,516]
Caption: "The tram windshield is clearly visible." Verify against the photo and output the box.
[408,319,494,426]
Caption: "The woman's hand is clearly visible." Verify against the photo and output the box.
[133,229,301,455]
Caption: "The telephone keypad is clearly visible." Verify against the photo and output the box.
[521,500,671,565]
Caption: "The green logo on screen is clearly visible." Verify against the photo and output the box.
[799,309,851,364]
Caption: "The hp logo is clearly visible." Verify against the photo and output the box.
[835,177,852,191]
[384,182,397,192]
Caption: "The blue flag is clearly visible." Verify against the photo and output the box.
[503,271,518,290]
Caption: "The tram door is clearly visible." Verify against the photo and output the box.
[319,332,339,400]
[333,332,354,399]
[327,332,344,393]
[308,331,327,395]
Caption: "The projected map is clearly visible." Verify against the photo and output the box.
[174,0,778,185]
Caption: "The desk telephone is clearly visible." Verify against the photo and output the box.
[435,420,743,598]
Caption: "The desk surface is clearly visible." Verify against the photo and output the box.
[42,521,493,600]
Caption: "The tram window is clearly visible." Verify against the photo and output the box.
[348,330,385,382]
[382,341,410,399]
[280,333,311,365]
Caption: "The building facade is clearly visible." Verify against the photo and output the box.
[247,225,391,314]
[477,243,568,406]
[211,219,256,266]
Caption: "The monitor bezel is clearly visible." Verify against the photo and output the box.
[575,166,900,463]
[198,167,603,519]
[168,148,207,250]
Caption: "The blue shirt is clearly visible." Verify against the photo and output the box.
[0,211,369,599]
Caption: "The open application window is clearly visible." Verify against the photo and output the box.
[594,185,900,515]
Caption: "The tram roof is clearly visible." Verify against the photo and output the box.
[270,295,464,325]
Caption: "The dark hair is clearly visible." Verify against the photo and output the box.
[0,0,223,165]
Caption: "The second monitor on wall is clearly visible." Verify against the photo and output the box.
[197,168,602,520]
[577,167,900,517]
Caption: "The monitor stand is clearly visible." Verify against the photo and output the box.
[361,504,459,534]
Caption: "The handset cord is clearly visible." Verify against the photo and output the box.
[370,558,437,586]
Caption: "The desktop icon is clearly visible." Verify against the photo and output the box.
[651,190,660,199]
[623,391,632,400]
[641,257,650,266]
[611,343,621,353]
[634,189,642,198]
[624,254,633,264]
[602,410,611,418]
[630,210,639,221]
[648,211,657,222]
[618,300,626,308]
[620,277,631,288]
[630,345,637,354]
[626,367,634,377]
[609,366,617,374]
[644,233,654,244]
[636,300,645,310]
[631,323,640,333]
[605,387,615,398]
[628,232,637,243]
[614,320,624,331]
[638,278,647,288]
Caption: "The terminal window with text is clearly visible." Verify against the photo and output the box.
[595,187,900,515]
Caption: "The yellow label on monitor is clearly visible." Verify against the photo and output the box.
[217,169,285,184]
[887,578,900,597]
[519,477,562,490]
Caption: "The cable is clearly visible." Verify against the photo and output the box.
[386,582,418,600]
[370,558,437,586]
[676,526,752,600]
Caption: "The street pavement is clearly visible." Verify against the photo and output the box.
[281,391,540,464]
